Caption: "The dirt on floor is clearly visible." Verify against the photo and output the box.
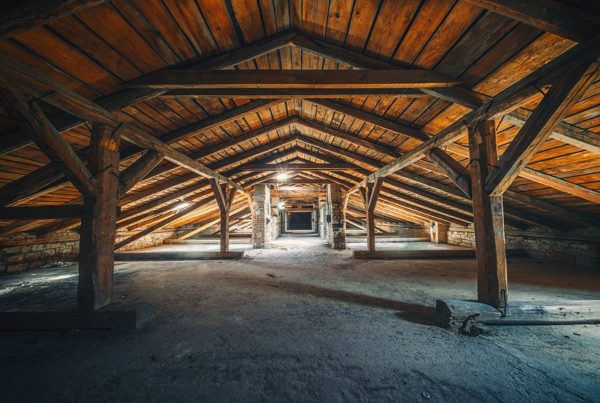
[0,237,599,402]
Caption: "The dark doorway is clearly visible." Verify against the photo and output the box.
[288,212,312,230]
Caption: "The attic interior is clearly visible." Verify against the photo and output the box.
[0,0,599,401]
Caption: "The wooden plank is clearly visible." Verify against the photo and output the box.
[114,251,243,261]
[436,299,600,328]
[163,88,426,98]
[463,0,599,42]
[0,29,294,156]
[78,124,121,311]
[0,79,97,200]
[117,151,164,197]
[505,109,600,154]
[0,0,107,39]
[486,61,599,196]
[241,163,354,171]
[427,148,471,197]
[468,120,507,308]
[519,168,600,205]
[346,33,600,195]
[353,249,528,260]
[0,205,84,219]
[291,33,487,109]
[130,69,462,89]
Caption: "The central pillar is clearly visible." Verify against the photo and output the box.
[468,120,508,308]
[327,184,346,249]
[252,184,269,248]
[78,124,121,311]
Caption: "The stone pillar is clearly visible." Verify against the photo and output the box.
[327,184,346,249]
[318,196,327,239]
[430,221,449,244]
[252,184,269,248]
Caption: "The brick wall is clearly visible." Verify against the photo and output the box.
[448,224,600,269]
[0,229,176,274]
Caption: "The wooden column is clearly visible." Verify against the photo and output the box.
[209,179,236,253]
[327,184,346,249]
[359,179,384,252]
[78,124,121,311]
[468,120,508,308]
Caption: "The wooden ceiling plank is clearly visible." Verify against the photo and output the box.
[463,0,600,42]
[486,61,599,196]
[0,0,107,39]
[346,33,600,195]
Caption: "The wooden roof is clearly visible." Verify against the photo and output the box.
[0,0,599,239]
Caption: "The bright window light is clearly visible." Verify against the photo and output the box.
[275,172,289,180]
[172,201,191,211]
[278,201,286,209]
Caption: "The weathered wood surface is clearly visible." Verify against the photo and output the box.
[78,124,121,311]
[436,299,600,327]
[0,205,84,219]
[353,249,527,260]
[468,120,508,308]
[130,70,462,90]
[114,251,244,261]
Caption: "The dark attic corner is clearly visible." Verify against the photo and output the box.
[0,0,599,401]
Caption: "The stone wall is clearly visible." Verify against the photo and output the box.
[0,229,176,274]
[448,224,599,269]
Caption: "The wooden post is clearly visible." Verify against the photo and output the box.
[209,179,236,253]
[359,179,384,252]
[468,120,508,308]
[78,124,120,311]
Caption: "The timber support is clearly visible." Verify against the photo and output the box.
[78,124,121,311]
[209,179,237,253]
[468,120,508,308]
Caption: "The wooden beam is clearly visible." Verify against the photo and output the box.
[0,0,107,39]
[241,163,354,171]
[505,109,600,154]
[209,179,237,252]
[0,205,84,219]
[0,79,97,200]
[346,33,600,195]
[164,88,426,98]
[463,0,600,42]
[291,34,487,109]
[486,61,599,196]
[468,120,507,308]
[427,148,471,197]
[130,70,462,90]
[118,151,164,198]
[0,28,293,156]
[78,124,121,311]
[519,168,600,205]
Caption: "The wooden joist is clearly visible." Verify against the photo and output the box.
[241,163,355,171]
[165,88,426,98]
[117,151,164,198]
[0,79,97,200]
[115,252,244,261]
[0,205,84,219]
[505,109,600,154]
[353,249,528,260]
[463,0,600,42]
[346,33,600,195]
[486,61,599,196]
[0,0,107,39]
[291,34,487,109]
[436,299,600,328]
[519,168,600,205]
[129,69,462,91]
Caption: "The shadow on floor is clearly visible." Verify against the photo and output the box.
[240,277,439,327]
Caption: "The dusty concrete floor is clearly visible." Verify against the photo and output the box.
[0,237,599,402]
